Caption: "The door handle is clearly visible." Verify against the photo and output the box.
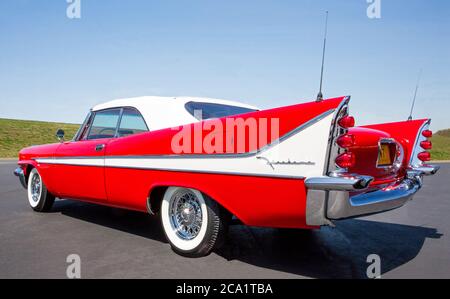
[95,144,105,151]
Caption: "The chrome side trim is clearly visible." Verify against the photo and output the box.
[14,167,27,189]
[34,157,307,179]
[106,165,308,179]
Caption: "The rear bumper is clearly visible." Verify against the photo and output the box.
[305,165,440,226]
[14,167,27,189]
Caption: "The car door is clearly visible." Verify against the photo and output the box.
[53,108,121,201]
[104,107,150,210]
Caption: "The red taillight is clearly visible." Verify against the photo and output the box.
[336,134,355,148]
[335,152,356,168]
[420,140,432,150]
[422,130,433,138]
[417,151,431,162]
[338,116,355,129]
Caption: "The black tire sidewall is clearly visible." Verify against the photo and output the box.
[27,168,54,212]
[160,188,226,257]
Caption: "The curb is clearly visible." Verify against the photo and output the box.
[0,158,18,162]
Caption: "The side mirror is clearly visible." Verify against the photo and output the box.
[56,129,65,142]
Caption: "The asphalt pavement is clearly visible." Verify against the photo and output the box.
[0,160,449,278]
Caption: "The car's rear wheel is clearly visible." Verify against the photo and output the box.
[27,168,55,212]
[160,187,228,257]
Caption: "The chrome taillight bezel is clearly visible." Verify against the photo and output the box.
[410,120,432,168]
[376,138,404,172]
[323,96,352,175]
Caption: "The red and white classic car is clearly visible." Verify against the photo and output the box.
[14,95,439,257]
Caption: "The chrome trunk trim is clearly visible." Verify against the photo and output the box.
[411,164,440,176]
[305,175,373,191]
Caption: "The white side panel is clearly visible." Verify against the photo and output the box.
[36,113,333,178]
[258,113,333,177]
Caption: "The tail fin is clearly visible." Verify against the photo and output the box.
[363,119,431,167]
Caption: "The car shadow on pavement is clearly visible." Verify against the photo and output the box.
[52,199,442,279]
[217,219,442,278]
[52,199,167,243]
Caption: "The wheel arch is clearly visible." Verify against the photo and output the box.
[18,160,38,184]
[18,160,57,197]
[147,183,235,221]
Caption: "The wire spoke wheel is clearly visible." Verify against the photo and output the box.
[169,189,203,240]
[27,168,55,212]
[30,173,41,203]
[160,186,228,257]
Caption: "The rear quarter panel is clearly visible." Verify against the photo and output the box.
[103,97,347,228]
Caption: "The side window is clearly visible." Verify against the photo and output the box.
[185,101,257,120]
[87,109,121,140]
[117,108,149,137]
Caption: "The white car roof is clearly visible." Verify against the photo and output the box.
[91,96,259,131]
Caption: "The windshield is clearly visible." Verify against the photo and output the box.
[73,111,92,141]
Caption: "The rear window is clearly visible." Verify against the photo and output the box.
[185,101,257,120]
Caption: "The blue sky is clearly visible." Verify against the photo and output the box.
[0,0,449,130]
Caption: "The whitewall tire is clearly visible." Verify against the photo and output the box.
[160,187,228,257]
[27,168,55,212]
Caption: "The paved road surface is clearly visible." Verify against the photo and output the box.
[0,161,449,278]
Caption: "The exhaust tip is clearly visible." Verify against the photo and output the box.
[353,176,374,190]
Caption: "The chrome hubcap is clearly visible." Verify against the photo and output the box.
[169,190,202,240]
[31,174,41,203]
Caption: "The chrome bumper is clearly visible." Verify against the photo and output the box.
[14,167,27,189]
[305,165,440,226]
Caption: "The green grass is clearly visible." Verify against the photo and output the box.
[0,118,79,158]
[430,130,450,161]
[1,118,449,160]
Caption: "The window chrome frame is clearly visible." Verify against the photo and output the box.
[73,111,93,142]
[116,106,150,137]
[85,107,123,141]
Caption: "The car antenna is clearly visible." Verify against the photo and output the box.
[408,69,423,121]
[316,11,329,102]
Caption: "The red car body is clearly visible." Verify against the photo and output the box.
[14,95,439,256]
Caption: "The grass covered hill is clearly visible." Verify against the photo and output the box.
[430,129,450,161]
[0,118,449,160]
[0,118,79,158]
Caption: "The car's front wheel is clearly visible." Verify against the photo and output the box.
[27,168,55,212]
[160,187,228,257]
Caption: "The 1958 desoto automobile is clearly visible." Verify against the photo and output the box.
[14,95,439,256]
